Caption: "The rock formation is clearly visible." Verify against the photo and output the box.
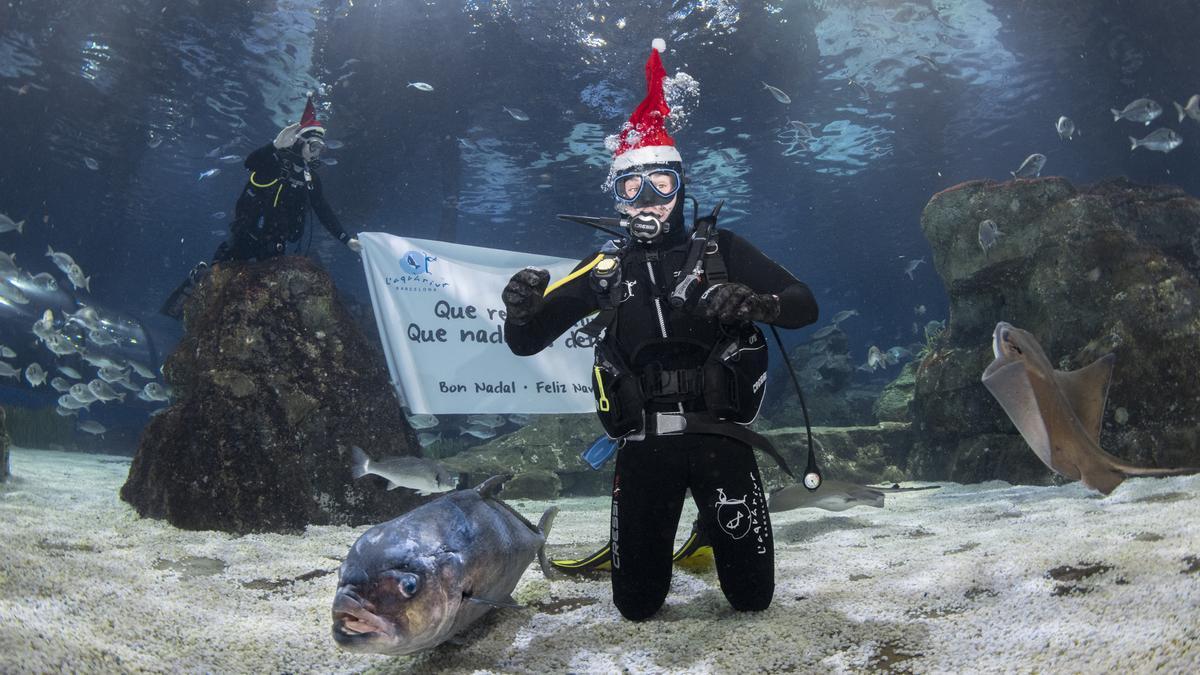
[121,257,422,533]
[910,177,1200,484]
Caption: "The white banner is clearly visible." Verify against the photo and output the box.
[359,232,597,415]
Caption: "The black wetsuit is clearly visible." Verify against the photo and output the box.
[506,225,818,620]
[213,143,350,261]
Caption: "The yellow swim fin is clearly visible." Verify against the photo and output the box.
[549,543,613,576]
[549,520,714,577]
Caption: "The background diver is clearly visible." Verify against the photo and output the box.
[502,39,819,621]
[161,96,361,318]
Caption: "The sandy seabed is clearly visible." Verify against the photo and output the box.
[1,446,1198,674]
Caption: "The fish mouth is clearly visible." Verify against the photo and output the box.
[992,322,1013,359]
[331,591,393,646]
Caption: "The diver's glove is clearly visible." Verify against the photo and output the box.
[700,283,780,323]
[502,267,550,326]
[273,122,302,150]
[347,237,362,253]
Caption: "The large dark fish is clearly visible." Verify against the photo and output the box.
[331,475,556,655]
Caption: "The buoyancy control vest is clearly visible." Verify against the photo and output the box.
[584,209,769,439]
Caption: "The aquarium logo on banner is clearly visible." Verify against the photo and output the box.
[359,232,596,415]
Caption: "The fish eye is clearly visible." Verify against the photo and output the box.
[396,572,420,598]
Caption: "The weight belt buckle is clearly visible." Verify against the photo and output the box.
[654,412,687,436]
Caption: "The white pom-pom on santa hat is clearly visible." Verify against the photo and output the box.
[652,38,666,53]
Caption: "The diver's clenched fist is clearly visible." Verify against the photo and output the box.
[502,267,551,326]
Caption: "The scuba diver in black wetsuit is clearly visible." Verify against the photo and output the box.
[502,40,819,621]
[161,96,361,318]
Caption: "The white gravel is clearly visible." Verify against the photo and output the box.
[2,446,1198,673]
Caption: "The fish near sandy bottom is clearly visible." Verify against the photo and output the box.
[981,321,1200,495]
[331,475,556,655]
[769,479,940,513]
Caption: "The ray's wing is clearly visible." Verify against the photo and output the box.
[1051,353,1115,446]
[982,358,1054,470]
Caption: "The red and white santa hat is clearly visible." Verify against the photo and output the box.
[299,95,325,137]
[611,38,682,172]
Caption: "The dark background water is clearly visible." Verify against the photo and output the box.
[2,0,1198,444]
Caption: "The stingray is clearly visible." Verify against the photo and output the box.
[769,479,939,513]
[981,321,1199,495]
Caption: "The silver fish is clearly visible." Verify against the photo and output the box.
[27,272,56,291]
[198,168,221,181]
[58,394,90,410]
[44,334,78,356]
[78,420,106,436]
[24,362,46,387]
[1111,98,1161,125]
[1174,95,1200,123]
[70,382,98,401]
[459,427,496,440]
[350,446,456,495]
[56,406,78,417]
[45,245,76,274]
[978,219,1004,254]
[407,81,434,92]
[332,475,555,655]
[466,413,507,429]
[417,431,442,447]
[129,360,157,379]
[84,157,100,170]
[50,377,71,392]
[810,324,839,340]
[506,413,533,426]
[866,345,886,371]
[218,154,241,163]
[32,309,55,340]
[0,213,24,234]
[1010,153,1046,179]
[0,280,29,304]
[0,251,18,274]
[761,81,791,104]
[1055,116,1077,140]
[406,413,439,430]
[141,382,171,402]
[66,306,101,331]
[831,309,859,324]
[97,365,129,383]
[67,263,90,292]
[1129,128,1182,153]
[848,79,871,101]
[502,106,529,121]
[904,257,925,280]
[58,366,81,379]
[0,346,15,359]
[916,55,938,71]
[0,362,20,379]
[88,329,118,346]
[887,346,913,362]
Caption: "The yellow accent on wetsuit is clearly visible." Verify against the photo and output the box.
[248,171,278,188]
[544,253,605,296]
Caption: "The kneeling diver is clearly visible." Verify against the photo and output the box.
[162,96,361,318]
[502,40,819,620]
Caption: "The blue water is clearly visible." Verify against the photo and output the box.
[2,0,1198,440]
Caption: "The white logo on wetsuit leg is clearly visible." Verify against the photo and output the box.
[714,488,752,540]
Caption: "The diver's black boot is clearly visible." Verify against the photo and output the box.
[160,262,210,320]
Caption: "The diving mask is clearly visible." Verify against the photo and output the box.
[613,168,680,207]
[299,132,326,161]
